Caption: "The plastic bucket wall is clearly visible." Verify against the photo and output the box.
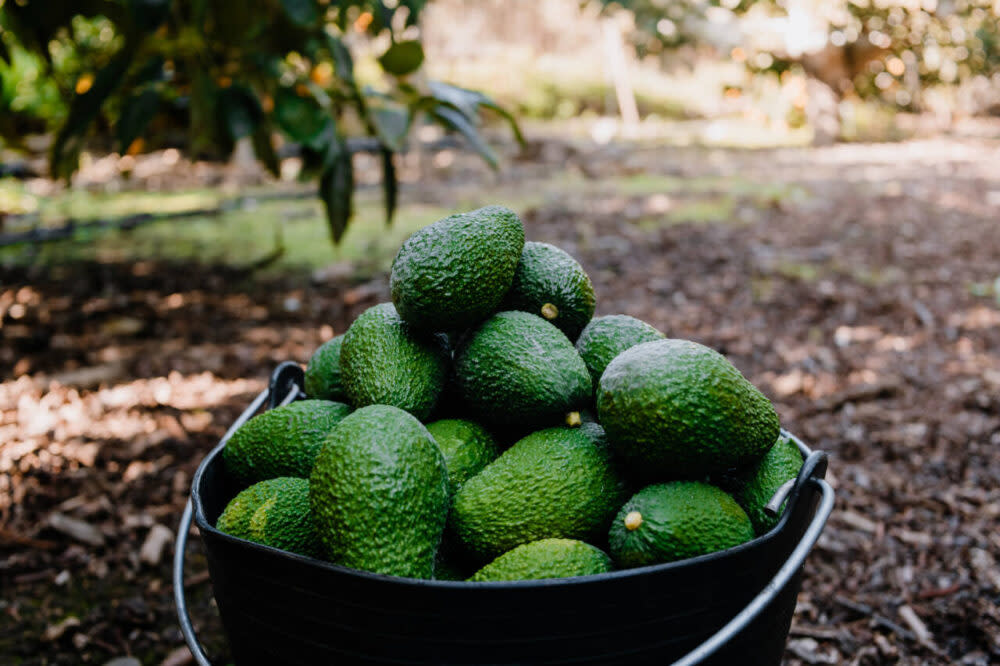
[191,431,827,665]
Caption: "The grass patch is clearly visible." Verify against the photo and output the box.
[1,189,455,278]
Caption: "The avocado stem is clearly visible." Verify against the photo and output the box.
[540,303,559,320]
[624,511,643,531]
[565,411,582,427]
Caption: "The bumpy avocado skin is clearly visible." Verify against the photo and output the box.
[217,477,296,539]
[730,434,803,535]
[597,338,780,479]
[468,538,614,582]
[609,481,754,568]
[339,302,449,420]
[309,405,449,579]
[304,335,347,401]
[425,419,500,499]
[503,242,596,342]
[450,423,628,562]
[390,205,525,332]
[222,400,352,485]
[246,477,321,558]
[453,311,591,427]
[575,314,664,390]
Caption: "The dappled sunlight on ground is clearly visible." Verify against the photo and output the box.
[3,136,1000,663]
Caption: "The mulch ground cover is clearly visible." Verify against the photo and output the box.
[3,135,999,665]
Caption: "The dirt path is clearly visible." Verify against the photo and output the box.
[3,135,999,664]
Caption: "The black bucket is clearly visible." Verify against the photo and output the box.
[174,363,834,666]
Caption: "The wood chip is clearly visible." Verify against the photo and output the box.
[837,509,879,534]
[969,548,1000,592]
[786,637,840,664]
[43,616,80,641]
[898,605,932,643]
[139,524,174,566]
[47,513,105,547]
[160,646,194,666]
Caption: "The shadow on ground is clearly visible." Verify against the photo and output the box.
[3,134,1000,665]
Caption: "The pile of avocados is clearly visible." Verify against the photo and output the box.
[216,205,804,582]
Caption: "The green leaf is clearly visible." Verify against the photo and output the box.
[370,107,410,152]
[431,105,497,169]
[378,40,424,76]
[427,80,483,118]
[219,85,263,142]
[273,88,333,149]
[427,81,524,146]
[280,0,318,26]
[116,88,160,152]
[480,99,525,146]
[381,147,397,225]
[252,120,281,177]
[320,150,354,244]
[326,34,355,83]
[51,44,135,180]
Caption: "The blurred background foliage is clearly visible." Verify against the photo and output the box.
[601,0,1000,111]
[1,0,998,245]
[0,0,520,242]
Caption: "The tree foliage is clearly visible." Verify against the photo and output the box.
[0,0,520,243]
[601,0,1000,109]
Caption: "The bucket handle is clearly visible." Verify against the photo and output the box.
[174,387,835,666]
[671,475,834,666]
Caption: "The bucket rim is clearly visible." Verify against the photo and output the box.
[191,425,827,589]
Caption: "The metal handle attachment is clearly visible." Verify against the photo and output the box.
[671,477,835,666]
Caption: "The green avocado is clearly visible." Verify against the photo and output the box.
[609,481,754,568]
[304,335,347,401]
[575,315,664,390]
[468,538,614,582]
[246,478,321,558]
[216,477,319,557]
[339,302,449,420]
[450,423,628,562]
[730,434,803,535]
[454,311,591,427]
[425,419,500,499]
[597,338,780,479]
[390,205,524,332]
[216,477,293,539]
[309,405,449,578]
[222,399,352,485]
[503,242,595,342]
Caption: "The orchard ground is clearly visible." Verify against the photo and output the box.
[3,122,1000,664]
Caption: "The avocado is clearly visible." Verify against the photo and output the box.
[216,477,293,539]
[339,302,449,420]
[309,405,449,578]
[597,338,780,479]
[502,242,595,341]
[730,434,803,535]
[575,315,664,390]
[246,477,321,558]
[453,311,591,427]
[450,423,628,562]
[390,205,524,332]
[425,419,500,498]
[468,538,614,582]
[304,335,347,401]
[223,399,352,485]
[609,481,754,568]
